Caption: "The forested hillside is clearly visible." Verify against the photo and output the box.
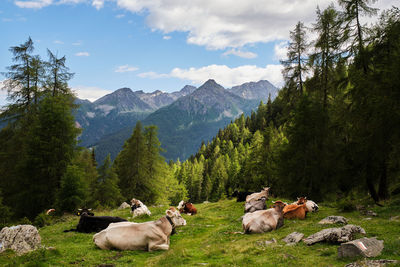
[169,4,400,204]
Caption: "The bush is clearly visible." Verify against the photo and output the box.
[336,196,357,212]
[33,212,53,228]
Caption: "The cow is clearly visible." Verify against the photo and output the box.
[93,208,186,251]
[130,198,151,217]
[232,190,253,202]
[64,208,127,233]
[283,203,308,219]
[177,201,197,215]
[244,197,267,213]
[245,187,270,202]
[242,200,285,234]
[294,197,319,213]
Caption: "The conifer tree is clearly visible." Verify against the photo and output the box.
[94,155,123,208]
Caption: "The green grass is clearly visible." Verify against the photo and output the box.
[1,199,399,266]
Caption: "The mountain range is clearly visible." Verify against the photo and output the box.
[74,79,278,162]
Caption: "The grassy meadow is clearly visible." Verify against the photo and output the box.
[0,199,399,266]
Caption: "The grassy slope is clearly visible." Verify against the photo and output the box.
[0,199,399,267]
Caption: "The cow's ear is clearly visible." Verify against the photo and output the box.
[88,208,92,211]
[305,197,307,199]
[166,209,173,217]
[272,201,275,203]
[297,197,300,200]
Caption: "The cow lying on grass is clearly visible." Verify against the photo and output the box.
[232,190,253,202]
[64,208,127,233]
[244,197,267,213]
[177,201,197,215]
[294,197,319,212]
[131,198,151,217]
[283,203,308,219]
[93,208,186,251]
[245,187,270,202]
[242,200,285,234]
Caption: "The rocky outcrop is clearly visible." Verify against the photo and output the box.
[345,259,397,267]
[303,224,366,245]
[118,202,130,210]
[282,232,304,245]
[338,237,384,258]
[318,216,348,225]
[0,225,41,255]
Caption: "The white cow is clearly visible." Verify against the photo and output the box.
[130,198,151,217]
[93,208,186,251]
[242,201,286,234]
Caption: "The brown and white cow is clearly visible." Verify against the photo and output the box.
[242,200,285,234]
[177,201,197,215]
[245,187,270,203]
[294,197,319,213]
[93,208,186,251]
[283,203,308,219]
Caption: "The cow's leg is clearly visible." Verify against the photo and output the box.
[149,243,169,251]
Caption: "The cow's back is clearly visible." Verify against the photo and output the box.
[242,209,277,233]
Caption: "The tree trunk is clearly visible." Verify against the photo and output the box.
[366,162,379,202]
[378,159,389,200]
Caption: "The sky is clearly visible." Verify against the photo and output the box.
[0,0,398,106]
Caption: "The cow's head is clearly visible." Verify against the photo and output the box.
[272,201,286,212]
[296,197,307,205]
[76,208,94,216]
[177,200,185,211]
[166,208,186,227]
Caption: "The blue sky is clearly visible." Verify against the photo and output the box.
[0,0,397,106]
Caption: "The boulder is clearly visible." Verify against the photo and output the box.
[318,215,348,225]
[303,224,366,245]
[338,237,384,258]
[345,259,398,267]
[0,225,41,255]
[282,232,304,245]
[117,202,130,210]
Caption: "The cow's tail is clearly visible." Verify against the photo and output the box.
[63,228,78,233]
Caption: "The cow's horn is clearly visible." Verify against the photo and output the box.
[78,208,82,211]
[88,208,92,211]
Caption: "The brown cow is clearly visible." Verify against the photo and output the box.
[283,203,308,219]
[242,200,285,234]
[245,187,270,202]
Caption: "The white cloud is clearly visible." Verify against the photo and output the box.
[72,85,112,102]
[115,64,138,73]
[53,40,64,44]
[274,41,288,61]
[2,18,13,22]
[75,51,90,57]
[92,0,104,10]
[138,64,284,88]
[14,0,53,9]
[222,49,257,59]
[113,0,398,50]
[137,71,169,79]
[163,35,171,40]
[72,41,82,46]
[116,14,125,19]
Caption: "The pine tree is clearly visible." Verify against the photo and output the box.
[94,155,123,208]
[281,21,309,98]
[46,49,74,96]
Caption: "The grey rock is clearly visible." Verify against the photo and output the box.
[117,202,130,210]
[365,210,378,217]
[282,232,304,245]
[256,238,277,247]
[319,216,348,225]
[345,259,398,267]
[303,224,366,245]
[0,225,41,255]
[389,216,399,221]
[338,237,384,258]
